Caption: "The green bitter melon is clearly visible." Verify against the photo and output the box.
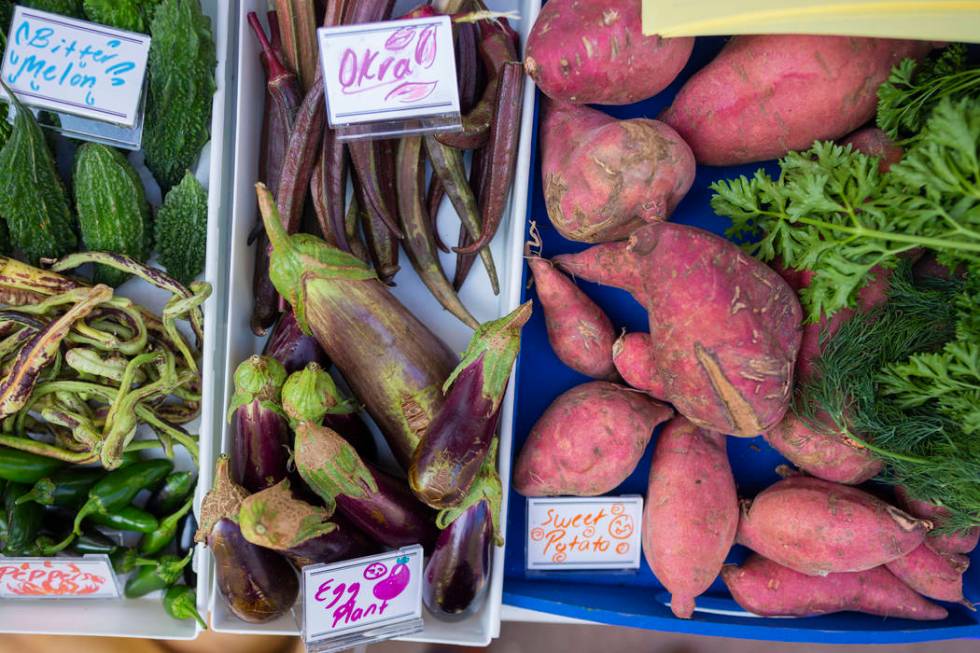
[83,0,159,33]
[154,170,207,285]
[73,143,153,286]
[0,84,77,263]
[143,0,216,191]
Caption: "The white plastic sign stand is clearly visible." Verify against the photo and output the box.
[301,545,424,653]
[0,555,121,599]
[526,496,644,571]
[317,15,461,141]
[1,5,150,148]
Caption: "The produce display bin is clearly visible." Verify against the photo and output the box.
[501,36,980,644]
[0,1,235,640]
[208,0,540,646]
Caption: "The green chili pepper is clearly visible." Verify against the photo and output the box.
[15,467,103,507]
[118,450,144,468]
[147,471,195,516]
[3,482,43,554]
[42,459,173,554]
[89,505,160,533]
[111,548,156,574]
[0,480,7,544]
[124,551,193,598]
[163,584,207,628]
[140,495,193,555]
[71,529,119,555]
[0,446,64,484]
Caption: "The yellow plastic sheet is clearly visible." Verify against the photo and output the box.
[643,0,980,42]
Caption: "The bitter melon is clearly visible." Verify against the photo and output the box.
[73,143,152,286]
[154,171,207,285]
[143,0,216,190]
[0,84,77,263]
[20,0,84,18]
[83,0,158,33]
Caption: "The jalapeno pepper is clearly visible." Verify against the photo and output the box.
[147,471,195,516]
[124,550,193,598]
[163,584,207,628]
[111,548,156,574]
[0,446,64,484]
[3,482,43,554]
[140,495,193,555]
[42,459,173,553]
[88,505,160,533]
[15,467,103,507]
[71,529,119,555]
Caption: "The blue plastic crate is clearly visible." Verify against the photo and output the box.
[502,36,980,643]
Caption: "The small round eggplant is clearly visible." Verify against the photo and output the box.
[423,499,492,620]
[210,517,298,623]
[263,309,329,374]
[229,356,290,492]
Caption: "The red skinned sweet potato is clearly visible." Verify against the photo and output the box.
[737,476,930,575]
[612,332,665,397]
[661,35,934,165]
[542,100,695,243]
[885,543,973,606]
[528,251,617,379]
[643,417,737,618]
[525,0,693,105]
[763,412,882,485]
[555,223,802,436]
[514,381,673,496]
[840,127,904,172]
[895,486,980,555]
[722,554,948,620]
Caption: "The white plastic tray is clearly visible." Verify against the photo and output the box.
[0,1,234,639]
[209,0,539,646]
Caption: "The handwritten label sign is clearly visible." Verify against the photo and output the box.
[0,556,120,599]
[526,496,643,571]
[317,15,459,128]
[302,546,423,653]
[1,6,150,127]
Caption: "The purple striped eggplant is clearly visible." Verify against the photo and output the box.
[281,363,378,463]
[256,183,458,469]
[198,456,298,624]
[283,511,378,567]
[409,302,531,509]
[228,356,290,492]
[424,439,503,619]
[262,308,329,374]
[294,421,437,550]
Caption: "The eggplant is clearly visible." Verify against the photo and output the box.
[284,512,378,567]
[228,356,290,492]
[409,302,531,509]
[424,440,503,620]
[295,421,437,550]
[256,184,458,469]
[262,308,329,374]
[198,456,297,624]
[281,363,377,462]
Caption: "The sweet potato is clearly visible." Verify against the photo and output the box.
[612,332,665,397]
[525,0,693,105]
[840,127,904,172]
[643,417,738,618]
[528,252,617,379]
[763,412,882,485]
[661,35,934,165]
[555,223,802,436]
[895,486,980,555]
[737,476,930,575]
[541,100,695,243]
[514,381,673,496]
[885,543,973,606]
[722,554,948,620]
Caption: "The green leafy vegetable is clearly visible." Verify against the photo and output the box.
[154,171,207,285]
[877,45,980,143]
[143,0,216,190]
[83,0,159,32]
[711,96,980,322]
[19,0,83,17]
[0,82,77,263]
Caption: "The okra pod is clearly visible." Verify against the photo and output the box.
[455,22,483,114]
[349,140,404,239]
[426,171,449,254]
[452,146,488,291]
[396,137,479,329]
[314,114,350,252]
[454,62,524,255]
[275,73,325,236]
[359,180,400,285]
